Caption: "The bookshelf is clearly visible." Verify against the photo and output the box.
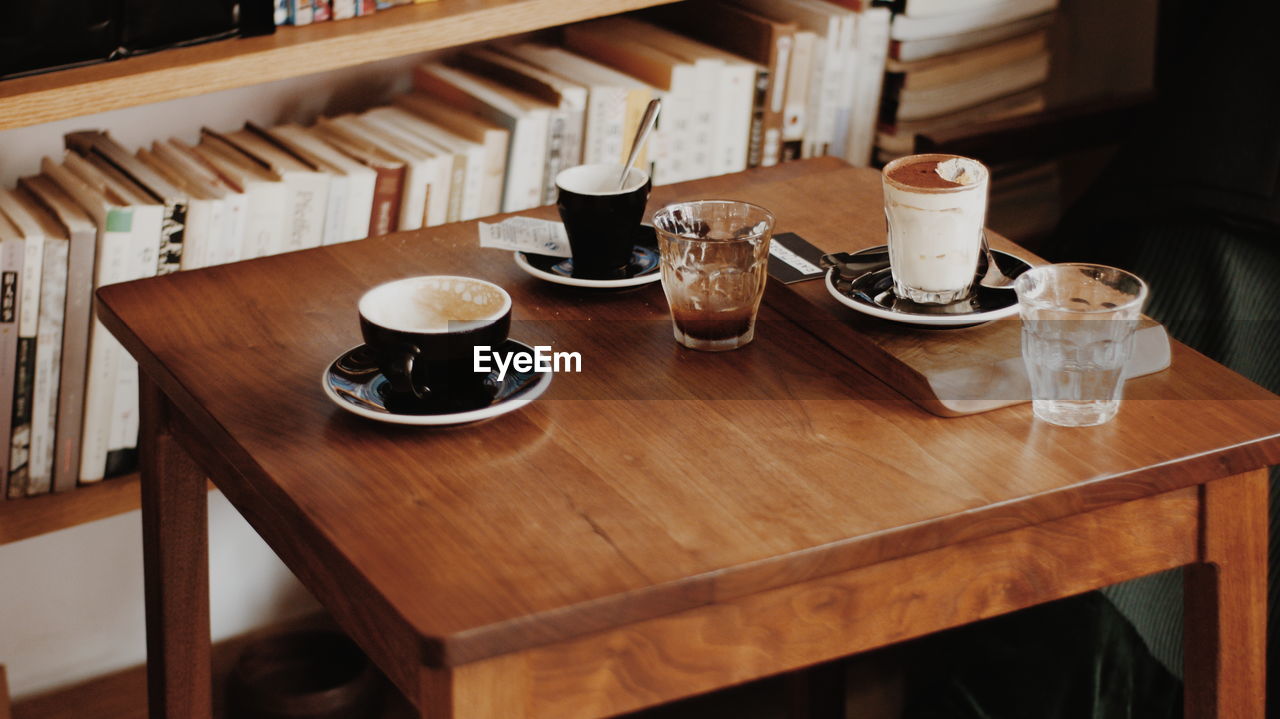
[0,0,681,132]
[0,0,687,545]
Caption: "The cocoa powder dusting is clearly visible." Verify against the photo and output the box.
[887,159,962,189]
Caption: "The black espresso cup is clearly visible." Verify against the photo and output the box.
[358,276,511,408]
[556,163,652,279]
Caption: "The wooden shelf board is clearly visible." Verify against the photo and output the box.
[0,0,679,131]
[0,475,142,547]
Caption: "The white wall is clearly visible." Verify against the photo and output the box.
[0,51,441,701]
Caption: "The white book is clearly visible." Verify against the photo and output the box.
[223,128,330,251]
[455,47,589,205]
[495,42,643,169]
[890,0,1058,41]
[75,155,161,463]
[153,139,247,266]
[561,26,698,184]
[414,62,550,212]
[0,189,67,495]
[190,139,288,259]
[137,146,223,271]
[392,93,510,219]
[783,30,815,144]
[350,114,453,227]
[319,115,439,230]
[846,7,892,167]
[266,124,376,243]
[364,107,485,223]
[41,158,131,483]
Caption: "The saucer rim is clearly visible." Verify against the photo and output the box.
[322,339,553,426]
[514,245,662,288]
[823,248,1029,327]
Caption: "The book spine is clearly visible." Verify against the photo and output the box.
[332,0,356,18]
[747,68,769,168]
[50,221,95,493]
[539,111,568,206]
[313,0,332,21]
[560,101,585,170]
[321,174,349,245]
[27,238,68,494]
[78,209,132,483]
[764,32,790,162]
[290,0,314,25]
[446,156,465,224]
[158,201,185,275]
[0,241,20,497]
[369,166,404,237]
[7,336,35,497]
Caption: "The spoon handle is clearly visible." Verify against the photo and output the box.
[618,99,662,190]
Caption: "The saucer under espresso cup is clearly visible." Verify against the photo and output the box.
[514,224,661,289]
[322,341,552,426]
[358,275,512,408]
[556,163,652,280]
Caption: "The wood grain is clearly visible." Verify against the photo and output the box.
[0,474,139,546]
[93,160,1280,718]
[1184,470,1269,719]
[138,378,212,719]
[430,488,1199,718]
[0,0,679,131]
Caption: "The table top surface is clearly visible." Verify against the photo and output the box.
[98,158,1280,667]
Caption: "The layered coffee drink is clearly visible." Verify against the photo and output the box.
[881,154,989,305]
[359,276,509,333]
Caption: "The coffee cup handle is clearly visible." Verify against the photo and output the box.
[385,346,426,400]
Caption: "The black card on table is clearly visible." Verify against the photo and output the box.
[767,232,826,284]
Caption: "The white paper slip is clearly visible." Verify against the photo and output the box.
[478,216,573,257]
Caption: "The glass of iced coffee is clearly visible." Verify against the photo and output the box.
[653,200,775,351]
[881,153,990,305]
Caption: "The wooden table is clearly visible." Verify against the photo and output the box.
[97,159,1280,719]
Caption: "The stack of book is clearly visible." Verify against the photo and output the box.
[873,0,1057,161]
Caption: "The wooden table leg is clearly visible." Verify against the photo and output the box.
[1184,469,1268,719]
[139,376,212,719]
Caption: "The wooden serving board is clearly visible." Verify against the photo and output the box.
[746,164,1171,417]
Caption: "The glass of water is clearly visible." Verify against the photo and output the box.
[652,200,775,351]
[1014,263,1149,427]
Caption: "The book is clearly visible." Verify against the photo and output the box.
[493,42,650,172]
[0,187,44,498]
[17,175,97,493]
[845,5,892,167]
[332,0,357,18]
[589,17,761,176]
[65,131,186,276]
[152,139,248,267]
[310,122,407,236]
[453,47,588,205]
[888,11,1053,61]
[328,114,449,229]
[223,127,330,251]
[0,188,69,495]
[136,145,226,271]
[265,123,376,242]
[878,0,1020,18]
[314,0,332,22]
[0,213,22,498]
[875,86,1044,155]
[562,23,701,183]
[881,49,1049,121]
[643,0,796,168]
[889,0,1056,41]
[884,29,1046,89]
[363,107,483,223]
[67,153,162,478]
[190,134,290,258]
[40,157,132,484]
[392,92,509,219]
[414,62,551,211]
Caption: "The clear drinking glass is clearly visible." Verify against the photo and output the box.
[652,200,776,351]
[1015,263,1149,427]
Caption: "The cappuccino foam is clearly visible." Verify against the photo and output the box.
[360,276,508,333]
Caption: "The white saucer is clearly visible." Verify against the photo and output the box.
[322,341,552,426]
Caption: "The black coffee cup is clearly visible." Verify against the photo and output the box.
[358,276,511,407]
[556,163,652,279]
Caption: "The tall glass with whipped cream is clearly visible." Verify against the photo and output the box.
[881,154,990,305]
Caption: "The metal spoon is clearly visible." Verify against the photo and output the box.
[976,231,1017,289]
[618,99,661,190]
